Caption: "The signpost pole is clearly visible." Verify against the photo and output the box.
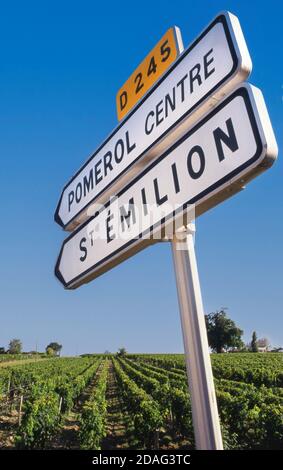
[171,223,223,450]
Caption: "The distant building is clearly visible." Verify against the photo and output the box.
[257,338,269,352]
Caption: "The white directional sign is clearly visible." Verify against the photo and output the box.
[55,11,252,231]
[55,84,278,289]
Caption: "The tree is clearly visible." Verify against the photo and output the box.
[46,347,56,356]
[0,347,5,354]
[45,342,62,356]
[251,331,258,352]
[205,310,243,353]
[117,347,127,357]
[8,339,22,354]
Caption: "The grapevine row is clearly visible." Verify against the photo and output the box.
[113,358,163,448]
[79,360,109,449]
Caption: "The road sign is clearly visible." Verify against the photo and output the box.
[55,84,278,289]
[116,27,183,121]
[55,11,252,231]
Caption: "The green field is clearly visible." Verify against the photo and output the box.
[0,353,282,450]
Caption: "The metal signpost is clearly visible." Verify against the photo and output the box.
[54,12,278,450]
[172,225,223,449]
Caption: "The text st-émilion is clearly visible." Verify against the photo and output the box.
[55,84,277,289]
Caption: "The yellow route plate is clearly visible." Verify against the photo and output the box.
[116,27,183,121]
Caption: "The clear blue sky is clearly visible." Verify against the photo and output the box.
[0,0,282,355]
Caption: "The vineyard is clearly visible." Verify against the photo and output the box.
[0,353,282,450]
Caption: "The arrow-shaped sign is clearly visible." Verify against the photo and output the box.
[55,84,278,289]
[55,11,252,231]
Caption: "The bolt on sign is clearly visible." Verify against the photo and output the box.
[55,84,278,289]
[116,27,184,121]
[55,12,252,232]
